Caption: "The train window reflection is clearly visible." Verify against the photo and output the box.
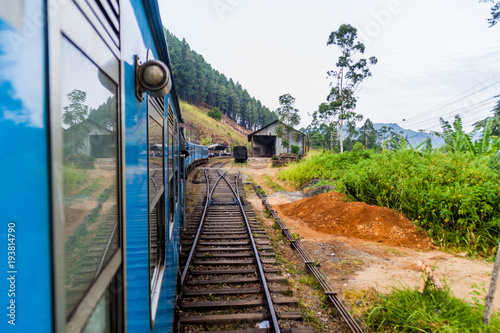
[81,289,111,333]
[167,105,175,240]
[60,37,119,318]
[148,98,166,323]
[148,117,164,203]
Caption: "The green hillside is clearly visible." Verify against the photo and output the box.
[180,100,251,149]
[166,30,277,130]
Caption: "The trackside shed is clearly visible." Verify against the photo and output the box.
[247,120,305,157]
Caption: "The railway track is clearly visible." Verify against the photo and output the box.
[177,162,314,333]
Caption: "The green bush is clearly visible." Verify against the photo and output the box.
[280,149,500,255]
[366,282,500,332]
[291,144,300,154]
[208,107,222,121]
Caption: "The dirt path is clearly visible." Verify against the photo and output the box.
[237,157,499,311]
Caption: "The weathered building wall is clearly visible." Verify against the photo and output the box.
[250,121,304,157]
[64,121,115,157]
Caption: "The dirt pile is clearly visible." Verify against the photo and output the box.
[275,192,434,249]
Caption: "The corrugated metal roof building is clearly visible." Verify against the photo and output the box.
[247,120,305,157]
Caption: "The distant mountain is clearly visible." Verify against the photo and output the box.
[372,123,445,148]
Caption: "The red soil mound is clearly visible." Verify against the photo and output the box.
[275,192,434,249]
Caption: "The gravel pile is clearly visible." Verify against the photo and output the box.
[305,185,336,198]
[299,179,322,190]
[269,191,306,203]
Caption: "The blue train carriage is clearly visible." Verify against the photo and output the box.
[184,142,209,171]
[1,0,184,332]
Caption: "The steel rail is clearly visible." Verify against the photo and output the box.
[252,184,364,333]
[94,221,118,279]
[179,163,228,286]
[219,171,281,333]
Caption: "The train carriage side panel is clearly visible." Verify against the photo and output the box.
[0,1,53,332]
[122,0,151,330]
[122,0,179,331]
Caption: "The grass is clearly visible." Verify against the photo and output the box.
[298,274,321,290]
[300,306,323,328]
[234,160,248,166]
[63,165,88,192]
[264,208,273,219]
[344,289,380,318]
[264,175,285,192]
[279,149,500,255]
[384,248,404,256]
[79,177,104,197]
[364,281,500,332]
[180,100,249,147]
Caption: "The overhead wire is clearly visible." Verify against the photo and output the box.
[418,111,494,132]
[401,88,499,131]
[402,73,500,125]
[417,104,496,132]
[408,96,498,129]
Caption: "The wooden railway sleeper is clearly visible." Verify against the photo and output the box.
[178,168,316,333]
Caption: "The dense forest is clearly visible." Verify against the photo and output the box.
[165,30,277,130]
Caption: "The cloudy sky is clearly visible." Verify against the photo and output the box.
[159,0,500,132]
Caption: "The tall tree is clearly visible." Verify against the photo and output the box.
[358,118,377,149]
[62,89,90,154]
[377,125,393,150]
[325,23,377,153]
[89,96,116,131]
[275,94,301,153]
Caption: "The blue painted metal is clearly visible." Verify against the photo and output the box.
[0,0,210,331]
[122,0,158,330]
[123,0,183,331]
[0,1,53,332]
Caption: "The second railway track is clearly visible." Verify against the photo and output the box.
[177,162,314,333]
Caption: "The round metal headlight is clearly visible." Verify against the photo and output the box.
[137,60,172,98]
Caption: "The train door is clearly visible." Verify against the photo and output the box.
[48,1,123,332]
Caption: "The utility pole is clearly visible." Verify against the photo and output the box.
[364,127,367,148]
[483,242,500,325]
[339,67,344,153]
[307,132,310,153]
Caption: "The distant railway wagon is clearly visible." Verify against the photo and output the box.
[184,142,209,171]
[0,1,207,332]
[234,145,248,162]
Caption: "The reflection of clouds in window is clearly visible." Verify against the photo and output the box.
[61,37,118,318]
[0,19,44,127]
[60,38,114,121]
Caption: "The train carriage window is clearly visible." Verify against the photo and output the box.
[167,104,176,240]
[174,116,179,204]
[81,287,111,333]
[60,37,119,318]
[147,96,166,324]
[148,114,164,204]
